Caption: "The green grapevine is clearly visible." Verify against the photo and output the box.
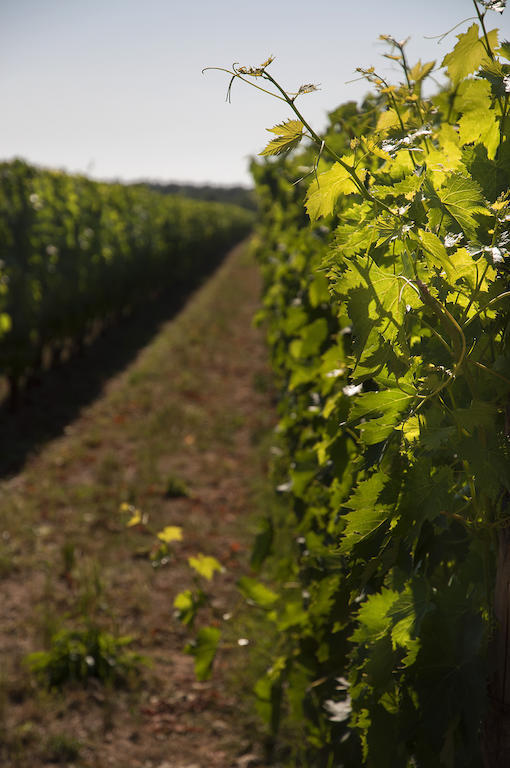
[212,2,510,765]
[0,160,253,397]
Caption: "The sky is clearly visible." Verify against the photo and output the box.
[1,1,509,187]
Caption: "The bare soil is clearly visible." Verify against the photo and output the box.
[0,243,277,768]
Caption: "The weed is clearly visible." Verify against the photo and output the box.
[76,560,104,618]
[43,732,81,763]
[164,474,189,499]
[26,623,145,689]
[0,666,6,741]
[0,549,13,579]
[60,540,76,580]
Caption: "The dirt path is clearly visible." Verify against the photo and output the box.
[0,243,276,768]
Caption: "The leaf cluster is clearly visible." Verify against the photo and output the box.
[244,10,510,767]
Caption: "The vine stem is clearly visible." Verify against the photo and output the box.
[472,0,495,59]
[461,260,490,323]
[263,70,402,219]
[464,290,510,328]
[261,71,369,197]
[212,64,401,219]
[201,66,287,103]
[395,41,432,154]
[472,0,505,116]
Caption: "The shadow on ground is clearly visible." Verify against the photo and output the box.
[0,258,226,479]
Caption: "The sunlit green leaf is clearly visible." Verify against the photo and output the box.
[436,174,489,236]
[442,23,497,85]
[259,119,304,156]
[305,156,360,220]
[188,554,223,580]
[157,525,183,543]
[238,576,279,608]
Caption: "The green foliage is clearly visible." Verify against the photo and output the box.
[26,623,145,689]
[0,161,253,388]
[305,156,360,220]
[188,553,223,580]
[260,119,304,156]
[442,23,497,84]
[173,588,207,627]
[214,3,510,765]
[237,576,279,608]
[185,626,221,681]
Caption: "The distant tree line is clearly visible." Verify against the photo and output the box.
[145,181,256,211]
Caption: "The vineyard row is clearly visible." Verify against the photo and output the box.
[0,160,253,396]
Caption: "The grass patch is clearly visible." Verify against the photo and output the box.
[43,733,81,763]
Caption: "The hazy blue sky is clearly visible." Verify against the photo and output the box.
[2,1,509,186]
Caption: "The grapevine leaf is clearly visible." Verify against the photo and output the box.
[305,156,360,221]
[479,58,508,97]
[337,258,422,362]
[457,80,500,159]
[345,471,388,510]
[174,588,205,626]
[349,389,415,445]
[459,109,499,160]
[188,553,223,580]
[408,59,436,83]
[276,599,309,630]
[388,580,434,657]
[499,39,510,60]
[308,271,330,307]
[392,174,425,198]
[289,317,329,358]
[399,462,454,529]
[185,626,221,681]
[238,576,279,608]
[361,134,393,160]
[442,24,497,85]
[334,203,375,256]
[339,473,391,553]
[436,174,489,236]
[174,590,195,623]
[376,108,401,133]
[448,247,477,284]
[126,508,142,527]
[157,525,183,543]
[402,415,420,442]
[259,119,304,156]
[426,124,464,184]
[452,400,497,430]
[351,589,399,643]
[414,230,456,282]
[420,425,456,451]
